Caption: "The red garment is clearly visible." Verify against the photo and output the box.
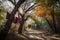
[14,17,19,24]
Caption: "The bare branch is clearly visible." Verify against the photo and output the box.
[23,0,28,11]
[8,0,15,5]
[14,0,16,5]
[27,4,37,12]
[20,0,27,11]
[25,3,37,13]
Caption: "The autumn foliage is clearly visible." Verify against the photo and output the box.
[35,6,45,16]
[34,4,52,20]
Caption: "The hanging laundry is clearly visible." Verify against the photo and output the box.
[40,21,47,27]
[18,16,22,23]
[32,24,35,29]
[18,17,21,23]
[13,17,19,24]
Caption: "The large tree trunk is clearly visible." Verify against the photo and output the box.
[45,17,56,33]
[51,7,57,33]
[55,16,60,34]
[0,0,25,40]
[45,8,57,34]
[18,15,25,34]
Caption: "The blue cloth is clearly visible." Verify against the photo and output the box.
[32,24,35,29]
[40,21,47,27]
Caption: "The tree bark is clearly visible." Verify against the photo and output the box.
[18,15,25,34]
[51,6,57,33]
[44,17,56,33]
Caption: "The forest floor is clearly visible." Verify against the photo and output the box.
[5,23,60,40]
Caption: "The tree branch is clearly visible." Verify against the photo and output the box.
[25,3,37,13]
[24,16,29,21]
[27,15,40,23]
[23,0,28,11]
[8,0,15,5]
[27,4,37,12]
[14,0,16,5]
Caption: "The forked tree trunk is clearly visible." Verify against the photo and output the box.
[0,0,25,40]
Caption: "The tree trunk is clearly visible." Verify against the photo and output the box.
[18,15,25,34]
[56,16,60,34]
[51,7,57,33]
[45,18,56,33]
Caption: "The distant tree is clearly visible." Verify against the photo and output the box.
[34,0,60,34]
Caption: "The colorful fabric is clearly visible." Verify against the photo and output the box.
[40,21,47,27]
[13,17,19,24]
[18,17,21,23]
[32,24,35,29]
[13,16,22,24]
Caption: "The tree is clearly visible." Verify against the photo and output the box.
[53,1,60,34]
[8,0,38,34]
[37,0,60,34]
[18,0,37,34]
[33,0,60,34]
[0,0,38,40]
[49,0,60,34]
[0,0,25,40]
